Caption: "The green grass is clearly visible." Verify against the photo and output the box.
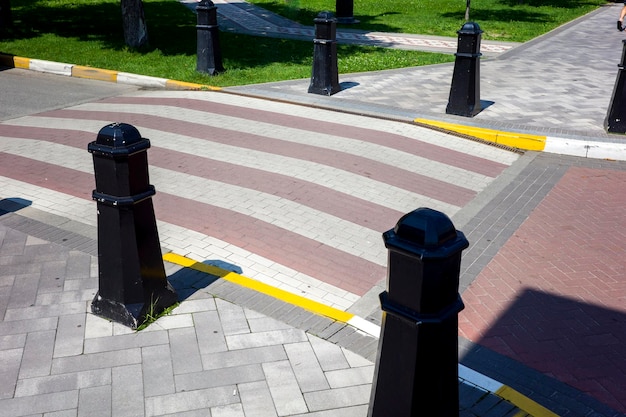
[0,0,454,87]
[250,0,607,42]
[0,0,606,86]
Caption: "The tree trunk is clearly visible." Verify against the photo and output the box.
[465,0,470,21]
[121,0,148,48]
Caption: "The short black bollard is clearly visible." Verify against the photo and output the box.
[196,0,224,75]
[368,208,469,417]
[446,22,482,117]
[605,40,626,133]
[308,11,341,96]
[88,123,178,329]
[336,0,358,24]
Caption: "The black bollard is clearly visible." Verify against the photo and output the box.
[0,0,12,30]
[88,123,178,329]
[446,22,482,117]
[605,40,626,133]
[335,0,358,24]
[308,11,341,96]
[368,208,469,417]
[196,0,224,75]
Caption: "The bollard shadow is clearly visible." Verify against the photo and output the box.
[166,258,243,301]
[460,288,626,414]
[0,197,32,216]
[480,99,494,110]
[339,81,360,91]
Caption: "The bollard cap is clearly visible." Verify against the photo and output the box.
[383,207,469,258]
[314,11,336,23]
[394,207,457,247]
[196,0,216,10]
[88,123,150,157]
[458,21,483,35]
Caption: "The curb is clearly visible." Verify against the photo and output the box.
[0,53,219,91]
[415,118,626,161]
[164,252,560,417]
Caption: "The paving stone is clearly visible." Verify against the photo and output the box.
[174,363,264,392]
[303,384,371,412]
[53,313,85,358]
[83,329,169,354]
[0,390,79,416]
[142,344,176,397]
[262,360,308,416]
[215,298,251,336]
[201,345,288,371]
[238,380,279,417]
[77,385,111,417]
[284,341,329,393]
[19,329,55,378]
[169,327,203,375]
[51,348,142,375]
[226,328,308,350]
[324,365,375,389]
[308,334,350,372]
[14,368,111,397]
[211,403,246,417]
[145,385,239,416]
[0,347,23,399]
[112,364,144,417]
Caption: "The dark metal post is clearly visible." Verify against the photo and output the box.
[446,22,482,117]
[336,0,358,24]
[308,11,341,96]
[368,208,469,417]
[605,40,626,133]
[196,0,224,75]
[88,123,178,329]
[0,0,12,30]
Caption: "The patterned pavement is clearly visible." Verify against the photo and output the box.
[1,1,626,416]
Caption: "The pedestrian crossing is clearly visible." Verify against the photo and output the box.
[0,90,519,310]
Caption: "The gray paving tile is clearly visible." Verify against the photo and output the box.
[0,347,23,399]
[193,310,228,356]
[112,364,144,417]
[14,368,110,397]
[83,329,169,354]
[145,385,239,416]
[284,341,329,393]
[54,313,85,358]
[169,327,203,375]
[201,345,288,371]
[225,328,308,350]
[51,348,142,375]
[142,344,176,397]
[303,384,371,412]
[0,390,79,416]
[215,298,251,336]
[77,385,111,417]
[174,363,264,392]
[262,360,308,416]
[19,329,55,378]
[307,334,350,372]
[324,365,375,389]
[238,380,278,417]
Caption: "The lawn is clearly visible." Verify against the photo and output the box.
[249,0,607,42]
[0,0,605,86]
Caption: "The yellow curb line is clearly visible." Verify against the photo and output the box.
[0,53,221,91]
[163,252,354,323]
[167,252,560,416]
[496,385,560,417]
[415,118,547,152]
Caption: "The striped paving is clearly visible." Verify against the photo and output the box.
[0,89,519,311]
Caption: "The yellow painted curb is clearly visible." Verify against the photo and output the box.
[72,65,118,83]
[496,385,560,417]
[163,252,353,323]
[165,79,220,91]
[415,118,547,151]
[0,54,29,69]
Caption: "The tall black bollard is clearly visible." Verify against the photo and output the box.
[446,22,482,117]
[88,123,178,329]
[605,40,626,133]
[308,11,341,96]
[336,0,358,24]
[196,0,224,75]
[368,208,469,417]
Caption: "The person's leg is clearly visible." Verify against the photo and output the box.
[619,3,626,31]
